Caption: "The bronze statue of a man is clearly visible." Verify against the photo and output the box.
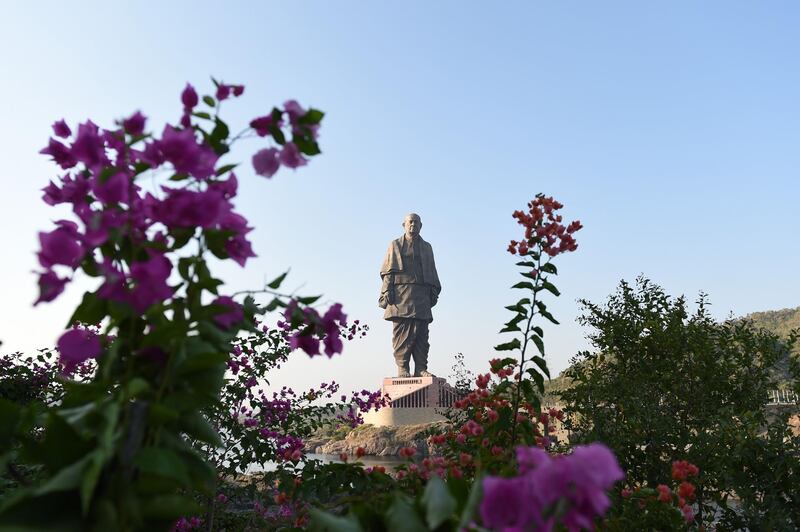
[379,213,441,377]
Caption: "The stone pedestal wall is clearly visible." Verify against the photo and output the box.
[362,376,460,427]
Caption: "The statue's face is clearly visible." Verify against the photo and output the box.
[403,215,421,238]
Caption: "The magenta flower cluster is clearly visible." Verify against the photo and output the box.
[283,301,349,357]
[36,81,325,372]
[480,443,624,531]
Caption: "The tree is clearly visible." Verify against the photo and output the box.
[561,276,798,527]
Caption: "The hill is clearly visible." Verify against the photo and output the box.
[742,306,800,387]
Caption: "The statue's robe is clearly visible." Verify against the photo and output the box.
[379,235,441,374]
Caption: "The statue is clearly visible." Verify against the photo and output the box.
[379,213,441,377]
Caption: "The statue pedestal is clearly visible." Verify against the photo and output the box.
[362,375,460,427]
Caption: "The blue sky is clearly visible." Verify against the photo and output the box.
[1,2,798,395]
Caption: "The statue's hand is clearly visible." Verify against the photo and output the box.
[430,289,439,307]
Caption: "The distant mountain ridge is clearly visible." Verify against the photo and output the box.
[549,305,800,393]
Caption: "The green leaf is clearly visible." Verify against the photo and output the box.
[202,95,215,107]
[178,411,223,447]
[515,261,537,268]
[512,281,535,291]
[422,475,456,529]
[67,292,108,328]
[458,475,484,530]
[298,108,325,125]
[531,326,544,338]
[386,493,427,532]
[540,280,561,296]
[34,456,91,496]
[80,452,105,515]
[192,111,212,119]
[215,163,238,176]
[268,271,289,289]
[0,399,20,447]
[142,494,202,520]
[500,313,526,333]
[308,508,364,532]
[494,338,521,352]
[298,295,321,305]
[535,301,559,324]
[135,448,191,486]
[540,262,558,274]
[532,356,551,379]
[531,335,545,356]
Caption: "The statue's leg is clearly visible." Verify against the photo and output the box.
[392,319,412,377]
[411,319,430,376]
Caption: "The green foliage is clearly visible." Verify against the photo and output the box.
[561,276,800,527]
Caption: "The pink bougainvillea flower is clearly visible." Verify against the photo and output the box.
[181,83,199,109]
[34,270,68,305]
[278,142,307,169]
[232,85,245,97]
[57,327,102,373]
[480,476,536,530]
[122,111,147,136]
[283,100,306,122]
[128,253,173,312]
[252,147,280,178]
[249,115,276,137]
[320,303,347,357]
[40,137,77,169]
[37,223,83,268]
[41,174,90,206]
[216,84,231,101]
[210,173,238,199]
[153,187,228,229]
[52,119,71,139]
[70,120,109,170]
[156,125,218,179]
[91,171,130,205]
[224,233,257,267]
[289,333,320,356]
[212,295,244,329]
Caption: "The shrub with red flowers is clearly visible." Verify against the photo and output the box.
[604,460,700,530]
[0,79,352,530]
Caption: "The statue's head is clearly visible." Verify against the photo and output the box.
[403,213,422,238]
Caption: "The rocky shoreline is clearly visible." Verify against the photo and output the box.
[305,422,445,457]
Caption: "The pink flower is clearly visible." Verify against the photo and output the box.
[216,84,231,101]
[480,476,536,530]
[250,115,279,137]
[70,120,109,170]
[154,187,228,229]
[34,270,68,305]
[38,224,83,268]
[129,253,173,312]
[278,142,307,169]
[52,119,71,138]
[41,174,89,206]
[289,333,320,356]
[122,111,147,136]
[657,484,671,503]
[57,327,102,373]
[181,83,199,109]
[252,148,280,178]
[40,137,76,169]
[156,125,218,179]
[682,505,695,522]
[91,171,130,204]
[283,100,306,122]
[212,296,244,329]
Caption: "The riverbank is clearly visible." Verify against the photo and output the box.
[305,422,445,457]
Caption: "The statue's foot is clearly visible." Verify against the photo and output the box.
[416,370,435,378]
[397,367,411,378]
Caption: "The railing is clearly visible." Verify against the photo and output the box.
[767,389,799,405]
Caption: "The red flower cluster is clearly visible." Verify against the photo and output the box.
[671,459,699,481]
[508,194,582,257]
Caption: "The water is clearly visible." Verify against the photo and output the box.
[246,453,407,474]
